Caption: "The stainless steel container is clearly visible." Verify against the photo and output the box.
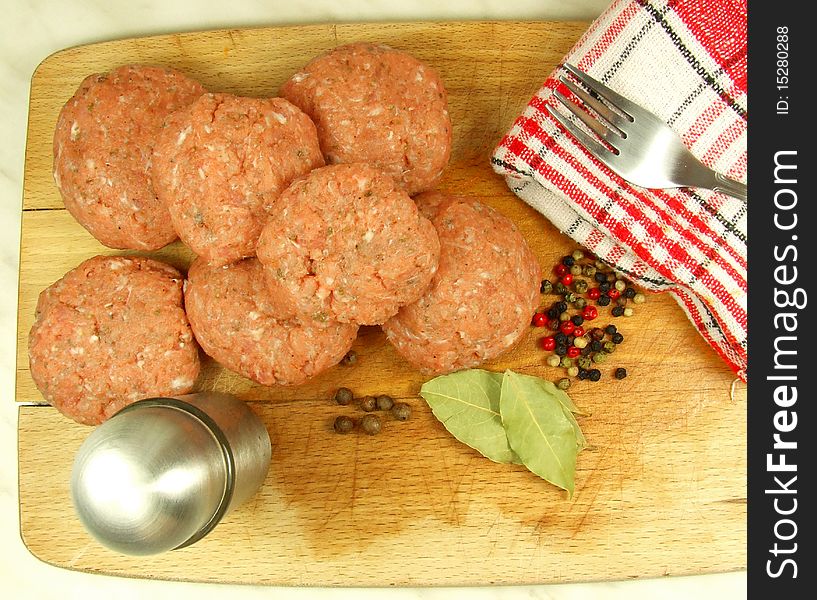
[70,392,271,555]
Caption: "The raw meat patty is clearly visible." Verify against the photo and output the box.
[28,255,200,425]
[256,163,440,326]
[382,193,541,374]
[185,257,358,386]
[53,65,205,250]
[281,42,452,195]
[151,93,324,266]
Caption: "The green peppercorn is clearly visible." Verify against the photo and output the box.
[333,387,354,405]
[574,279,589,294]
[560,356,574,368]
[556,378,571,390]
[607,273,617,283]
[555,282,567,294]
[594,260,607,270]
[392,402,411,421]
[564,291,577,303]
[376,394,394,411]
[614,280,626,292]
[540,279,553,294]
[559,311,571,322]
[578,356,593,370]
[546,355,561,367]
[572,249,585,261]
[333,415,355,434]
[624,307,634,317]
[582,264,597,278]
[567,366,579,377]
[573,297,587,309]
[573,336,589,349]
[360,413,382,435]
[602,340,616,354]
[592,351,607,364]
[633,292,646,304]
[359,395,377,412]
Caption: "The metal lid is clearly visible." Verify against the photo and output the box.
[70,398,235,555]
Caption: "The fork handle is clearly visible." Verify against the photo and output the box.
[710,172,748,202]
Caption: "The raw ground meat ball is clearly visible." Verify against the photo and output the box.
[185,257,358,386]
[281,42,452,196]
[256,163,440,326]
[53,65,205,250]
[151,93,324,266]
[28,255,200,425]
[382,192,541,374]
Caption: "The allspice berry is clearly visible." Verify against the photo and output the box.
[391,402,412,421]
[360,414,382,435]
[333,387,354,405]
[376,394,394,411]
[359,395,377,412]
[333,415,355,434]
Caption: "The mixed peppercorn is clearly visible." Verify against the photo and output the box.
[532,249,644,387]
[332,386,412,435]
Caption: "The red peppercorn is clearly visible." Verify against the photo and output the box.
[573,326,585,337]
[560,273,574,286]
[540,336,556,351]
[531,312,548,327]
[608,288,621,299]
[559,320,575,335]
[554,264,568,277]
[567,346,581,358]
[582,305,599,321]
[588,288,601,300]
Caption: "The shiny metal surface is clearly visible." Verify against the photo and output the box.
[71,393,271,555]
[546,63,748,202]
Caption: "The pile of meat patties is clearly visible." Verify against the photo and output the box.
[31,43,540,425]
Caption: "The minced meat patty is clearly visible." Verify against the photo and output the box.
[185,257,358,386]
[382,193,541,374]
[53,65,205,250]
[28,255,200,425]
[256,163,440,326]
[281,42,452,196]
[151,93,324,266]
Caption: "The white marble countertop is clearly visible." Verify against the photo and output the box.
[0,0,746,597]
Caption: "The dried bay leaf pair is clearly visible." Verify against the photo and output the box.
[420,369,587,495]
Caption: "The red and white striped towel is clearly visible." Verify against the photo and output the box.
[492,0,747,380]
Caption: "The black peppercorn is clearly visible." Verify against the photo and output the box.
[556,301,568,313]
[599,281,611,293]
[605,324,617,335]
[571,315,584,326]
[614,367,628,379]
[554,332,568,345]
[548,319,560,330]
[580,345,592,356]
[623,287,637,299]
[588,369,602,382]
[554,344,568,356]
[591,327,605,341]
[611,306,625,317]
[333,387,354,405]
[578,368,590,380]
[612,332,624,344]
[594,272,607,283]
[333,415,355,433]
[566,335,575,346]
[562,255,575,267]
[597,294,611,306]
[591,340,603,352]
[547,307,559,319]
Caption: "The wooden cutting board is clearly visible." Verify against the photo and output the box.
[15,21,747,586]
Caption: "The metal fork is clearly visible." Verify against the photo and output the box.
[546,63,747,202]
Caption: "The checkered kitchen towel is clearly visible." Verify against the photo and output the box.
[492,0,747,380]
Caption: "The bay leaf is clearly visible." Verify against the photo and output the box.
[500,370,579,495]
[420,369,521,464]
[542,379,588,450]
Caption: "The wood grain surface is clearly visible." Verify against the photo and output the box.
[15,21,747,586]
